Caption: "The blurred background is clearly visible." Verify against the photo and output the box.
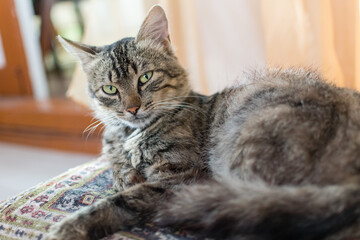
[0,0,359,200]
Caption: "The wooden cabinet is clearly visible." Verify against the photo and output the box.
[0,98,102,154]
[0,0,102,154]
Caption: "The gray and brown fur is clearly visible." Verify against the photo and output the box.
[47,5,360,240]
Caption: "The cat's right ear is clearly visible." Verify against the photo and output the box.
[57,36,101,67]
[136,5,170,48]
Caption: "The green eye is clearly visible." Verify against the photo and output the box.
[139,71,153,85]
[102,85,118,95]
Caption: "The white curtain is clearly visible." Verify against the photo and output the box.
[66,0,360,106]
[66,0,267,105]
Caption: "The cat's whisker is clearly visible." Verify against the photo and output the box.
[145,96,203,109]
[150,106,205,116]
[153,105,206,117]
[85,121,103,140]
[85,119,102,129]
[156,95,202,102]
[151,100,198,108]
[101,117,120,128]
[83,115,118,139]
[150,102,207,116]
[83,120,102,136]
[98,124,107,137]
[146,98,198,109]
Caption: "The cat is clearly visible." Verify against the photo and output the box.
[47,5,360,240]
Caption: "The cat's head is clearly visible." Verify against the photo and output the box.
[58,5,190,128]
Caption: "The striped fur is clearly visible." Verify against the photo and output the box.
[48,6,360,240]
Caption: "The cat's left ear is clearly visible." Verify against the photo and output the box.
[136,5,170,47]
[57,36,102,68]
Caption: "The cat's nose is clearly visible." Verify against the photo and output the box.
[126,106,140,115]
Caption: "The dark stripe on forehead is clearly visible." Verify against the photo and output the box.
[139,62,150,70]
[108,71,113,82]
[131,62,138,74]
[117,45,127,77]
[109,53,121,79]
[123,44,131,66]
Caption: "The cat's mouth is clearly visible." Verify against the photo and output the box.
[121,112,156,128]
[131,115,145,121]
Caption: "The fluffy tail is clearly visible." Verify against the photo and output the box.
[155,180,360,240]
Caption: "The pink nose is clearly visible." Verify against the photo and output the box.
[127,106,139,115]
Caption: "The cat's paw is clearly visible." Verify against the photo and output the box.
[113,168,146,191]
[45,217,88,240]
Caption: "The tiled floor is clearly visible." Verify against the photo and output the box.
[0,142,98,201]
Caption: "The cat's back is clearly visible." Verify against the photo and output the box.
[209,68,360,185]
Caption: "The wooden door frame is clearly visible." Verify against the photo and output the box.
[0,0,33,96]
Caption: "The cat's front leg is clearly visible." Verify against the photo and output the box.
[45,210,88,240]
[46,193,133,240]
[46,183,165,240]
[112,162,146,191]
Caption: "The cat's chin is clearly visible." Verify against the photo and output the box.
[120,114,157,129]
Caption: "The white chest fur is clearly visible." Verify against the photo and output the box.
[123,129,144,168]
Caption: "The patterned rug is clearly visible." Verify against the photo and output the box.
[0,157,194,240]
[2,157,358,240]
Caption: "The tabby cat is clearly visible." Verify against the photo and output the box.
[47,5,360,240]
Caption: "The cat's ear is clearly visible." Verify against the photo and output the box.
[136,5,170,47]
[57,36,101,66]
